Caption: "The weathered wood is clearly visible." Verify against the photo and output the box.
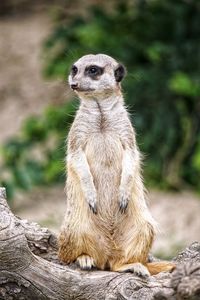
[0,187,200,300]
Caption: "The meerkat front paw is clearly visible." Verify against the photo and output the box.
[76,255,96,270]
[119,188,130,213]
[86,191,97,214]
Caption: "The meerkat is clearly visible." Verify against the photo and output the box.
[58,54,175,276]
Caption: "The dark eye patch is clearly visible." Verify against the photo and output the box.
[85,65,104,79]
[71,65,78,76]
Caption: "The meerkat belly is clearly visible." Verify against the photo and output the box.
[85,133,123,214]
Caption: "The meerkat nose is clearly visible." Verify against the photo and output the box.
[71,83,79,90]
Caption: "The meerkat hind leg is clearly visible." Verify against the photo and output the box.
[113,262,150,277]
[76,255,96,270]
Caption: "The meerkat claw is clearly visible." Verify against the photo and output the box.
[119,202,128,213]
[119,189,130,213]
[87,192,97,214]
[119,196,129,213]
[76,255,96,270]
[89,202,97,214]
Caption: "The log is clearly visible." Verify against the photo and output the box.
[0,187,200,300]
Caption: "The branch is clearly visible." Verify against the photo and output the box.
[0,187,200,300]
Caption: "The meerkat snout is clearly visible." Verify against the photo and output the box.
[68,54,126,98]
[71,83,79,90]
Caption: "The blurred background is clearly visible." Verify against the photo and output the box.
[0,0,200,259]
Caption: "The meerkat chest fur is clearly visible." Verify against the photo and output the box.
[79,96,129,162]
[68,95,133,214]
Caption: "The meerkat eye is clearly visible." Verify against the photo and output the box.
[71,65,78,76]
[85,65,104,78]
[89,66,98,74]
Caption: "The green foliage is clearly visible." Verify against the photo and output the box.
[169,72,200,97]
[0,101,78,198]
[43,0,200,190]
[22,117,48,142]
[1,0,200,198]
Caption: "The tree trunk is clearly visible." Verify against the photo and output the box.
[0,187,200,300]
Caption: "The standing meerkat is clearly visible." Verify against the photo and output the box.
[58,54,175,276]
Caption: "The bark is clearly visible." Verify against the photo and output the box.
[0,187,200,300]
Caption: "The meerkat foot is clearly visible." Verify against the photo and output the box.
[113,262,150,277]
[76,255,96,270]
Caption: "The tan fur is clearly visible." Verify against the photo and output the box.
[58,54,175,275]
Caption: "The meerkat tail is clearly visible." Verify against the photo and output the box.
[145,261,176,275]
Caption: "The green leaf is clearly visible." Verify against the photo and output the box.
[169,72,200,97]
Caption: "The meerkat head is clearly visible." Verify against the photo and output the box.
[68,54,126,99]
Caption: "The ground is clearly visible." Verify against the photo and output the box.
[0,10,200,259]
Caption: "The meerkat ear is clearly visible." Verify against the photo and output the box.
[114,64,126,82]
